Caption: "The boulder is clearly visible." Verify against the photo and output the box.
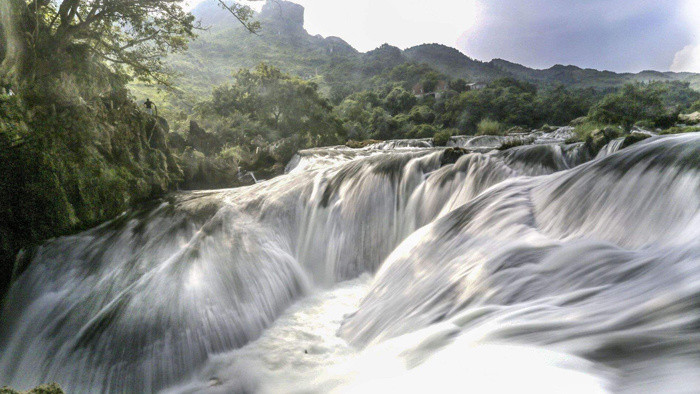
[570,116,588,126]
[587,126,621,155]
[186,120,221,155]
[268,137,300,164]
[620,133,651,149]
[679,111,700,125]
[440,147,468,166]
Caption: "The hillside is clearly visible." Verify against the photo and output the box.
[130,0,700,117]
[404,44,507,81]
[490,59,700,90]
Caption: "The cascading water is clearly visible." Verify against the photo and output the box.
[1,132,698,393]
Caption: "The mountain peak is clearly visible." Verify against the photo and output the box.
[259,0,305,28]
[191,0,306,32]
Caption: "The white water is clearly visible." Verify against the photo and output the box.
[1,132,699,393]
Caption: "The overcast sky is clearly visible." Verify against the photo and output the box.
[190,0,700,73]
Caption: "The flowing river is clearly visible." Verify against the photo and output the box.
[1,130,699,393]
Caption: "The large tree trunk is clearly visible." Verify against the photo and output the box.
[0,0,29,88]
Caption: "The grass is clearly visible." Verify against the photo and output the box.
[565,121,617,143]
[659,125,700,135]
[476,119,506,136]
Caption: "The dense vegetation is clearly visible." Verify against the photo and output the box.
[168,63,345,184]
[0,0,258,297]
[171,59,699,180]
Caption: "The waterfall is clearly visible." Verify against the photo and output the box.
[1,133,698,393]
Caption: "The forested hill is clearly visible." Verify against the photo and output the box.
[490,59,700,90]
[131,0,700,116]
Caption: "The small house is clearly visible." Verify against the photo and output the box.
[412,80,450,98]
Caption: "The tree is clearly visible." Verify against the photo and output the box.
[383,86,416,115]
[0,0,258,88]
[589,83,667,129]
[199,64,346,147]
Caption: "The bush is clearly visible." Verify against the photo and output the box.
[691,100,700,112]
[476,119,506,135]
[409,105,436,124]
[432,129,453,146]
[409,124,438,138]
[588,83,666,130]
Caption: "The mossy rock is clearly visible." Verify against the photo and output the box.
[440,147,468,166]
[0,383,64,394]
[506,126,528,134]
[586,126,621,155]
[432,130,452,146]
[569,116,588,126]
[346,139,383,148]
[620,133,651,149]
[678,111,700,125]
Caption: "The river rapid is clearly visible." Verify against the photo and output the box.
[1,130,699,393]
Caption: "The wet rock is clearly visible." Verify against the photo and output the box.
[179,147,241,190]
[186,120,221,155]
[587,126,621,155]
[268,137,300,164]
[620,133,651,149]
[346,139,383,148]
[440,147,468,166]
[168,132,187,151]
[0,383,64,393]
[570,116,589,126]
[539,124,558,132]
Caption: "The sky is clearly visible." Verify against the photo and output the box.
[188,0,700,73]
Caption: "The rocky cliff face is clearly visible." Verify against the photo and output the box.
[259,0,305,30]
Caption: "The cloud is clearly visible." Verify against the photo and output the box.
[189,0,700,72]
[671,45,700,72]
[282,0,481,51]
[457,0,694,72]
[670,0,700,72]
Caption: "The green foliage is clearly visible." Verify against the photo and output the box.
[659,125,700,135]
[0,89,181,296]
[589,83,669,130]
[408,124,437,138]
[384,87,417,115]
[198,64,346,147]
[442,78,541,132]
[409,105,436,124]
[691,100,700,112]
[476,119,506,135]
[3,0,204,89]
[432,129,453,146]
